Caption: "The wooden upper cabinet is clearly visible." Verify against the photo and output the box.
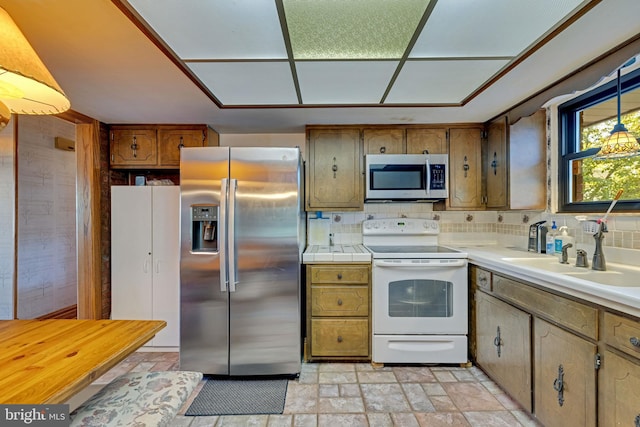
[158,128,206,167]
[448,127,483,209]
[110,125,218,169]
[509,109,546,209]
[363,128,405,154]
[406,128,447,154]
[110,128,158,167]
[306,127,363,211]
[486,117,508,209]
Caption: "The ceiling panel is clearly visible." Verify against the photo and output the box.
[283,0,431,59]
[387,60,510,104]
[127,0,287,59]
[410,0,586,58]
[187,62,298,105]
[124,0,596,108]
[296,61,399,104]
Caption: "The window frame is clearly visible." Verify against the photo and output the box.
[558,68,640,213]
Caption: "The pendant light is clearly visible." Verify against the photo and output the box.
[0,7,70,130]
[594,67,640,159]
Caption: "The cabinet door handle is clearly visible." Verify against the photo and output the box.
[332,157,338,178]
[379,146,386,153]
[635,414,640,427]
[178,136,184,149]
[337,273,342,280]
[552,364,565,407]
[463,155,469,177]
[491,152,498,175]
[630,337,640,347]
[131,136,138,158]
[493,326,502,358]
[337,299,343,306]
[337,336,343,343]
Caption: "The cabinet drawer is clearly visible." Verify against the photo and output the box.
[309,266,369,284]
[493,275,597,339]
[311,319,369,357]
[471,266,492,291]
[603,312,640,359]
[311,285,369,317]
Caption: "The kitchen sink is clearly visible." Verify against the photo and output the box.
[501,256,639,287]
[502,257,577,273]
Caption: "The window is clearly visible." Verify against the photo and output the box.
[558,68,640,212]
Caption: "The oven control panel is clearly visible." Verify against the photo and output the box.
[362,218,439,235]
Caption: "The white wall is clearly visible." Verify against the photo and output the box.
[17,115,77,318]
[220,133,306,158]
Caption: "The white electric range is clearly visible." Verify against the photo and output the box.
[362,218,469,364]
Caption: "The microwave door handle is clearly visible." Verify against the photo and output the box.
[425,158,431,196]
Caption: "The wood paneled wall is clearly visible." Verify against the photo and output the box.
[76,121,102,319]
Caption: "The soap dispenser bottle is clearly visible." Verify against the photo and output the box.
[546,221,557,255]
[555,226,574,259]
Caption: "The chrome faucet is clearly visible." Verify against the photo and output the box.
[560,243,573,264]
[575,249,589,268]
[592,221,607,271]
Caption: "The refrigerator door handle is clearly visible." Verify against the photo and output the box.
[219,178,229,292]
[228,178,238,292]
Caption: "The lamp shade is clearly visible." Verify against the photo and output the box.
[0,6,70,117]
[595,123,640,159]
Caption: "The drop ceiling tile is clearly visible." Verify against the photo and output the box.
[386,60,509,104]
[410,0,586,58]
[128,0,287,59]
[187,62,298,105]
[296,61,399,104]
[283,0,431,59]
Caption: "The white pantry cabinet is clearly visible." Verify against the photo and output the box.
[111,186,180,348]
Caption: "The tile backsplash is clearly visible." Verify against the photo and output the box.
[308,203,640,262]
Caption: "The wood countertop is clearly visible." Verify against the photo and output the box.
[0,319,165,404]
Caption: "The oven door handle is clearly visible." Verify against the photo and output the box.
[374,259,467,268]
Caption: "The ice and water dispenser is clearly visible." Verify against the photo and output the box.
[191,205,218,252]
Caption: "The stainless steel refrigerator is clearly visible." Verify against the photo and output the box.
[179,146,304,376]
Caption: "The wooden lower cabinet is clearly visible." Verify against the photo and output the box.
[311,319,369,357]
[306,264,371,361]
[599,350,640,427]
[600,311,640,426]
[475,291,532,412]
[470,265,625,426]
[533,317,597,427]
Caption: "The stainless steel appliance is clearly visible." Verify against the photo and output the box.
[180,147,304,376]
[365,154,448,201]
[363,218,468,364]
[527,220,548,253]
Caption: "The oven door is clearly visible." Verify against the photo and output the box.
[372,258,468,335]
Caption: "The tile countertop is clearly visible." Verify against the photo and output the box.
[456,244,640,318]
[303,245,372,263]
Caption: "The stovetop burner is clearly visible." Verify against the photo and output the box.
[366,245,460,254]
[362,218,468,259]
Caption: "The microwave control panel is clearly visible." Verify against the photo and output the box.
[430,164,446,190]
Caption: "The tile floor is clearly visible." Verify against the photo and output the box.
[81,352,541,427]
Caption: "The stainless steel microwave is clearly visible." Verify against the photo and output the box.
[365,154,449,201]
